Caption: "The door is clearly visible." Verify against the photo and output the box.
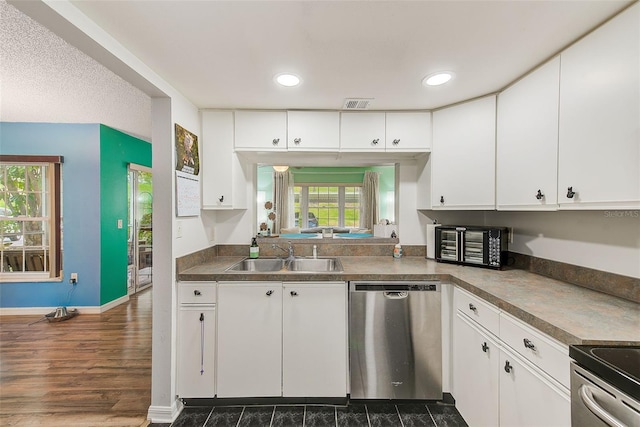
[127,167,153,295]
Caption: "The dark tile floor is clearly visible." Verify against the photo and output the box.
[151,402,468,427]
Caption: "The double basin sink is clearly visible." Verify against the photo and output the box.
[226,257,343,273]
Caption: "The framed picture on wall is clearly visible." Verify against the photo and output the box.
[174,123,200,175]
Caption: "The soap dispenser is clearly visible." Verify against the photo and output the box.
[250,237,259,259]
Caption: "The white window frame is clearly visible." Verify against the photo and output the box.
[294,183,362,228]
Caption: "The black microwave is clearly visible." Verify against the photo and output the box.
[435,226,508,269]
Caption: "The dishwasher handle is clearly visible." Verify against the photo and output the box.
[578,384,626,427]
[384,291,408,299]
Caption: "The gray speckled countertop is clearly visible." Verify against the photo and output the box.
[178,256,640,346]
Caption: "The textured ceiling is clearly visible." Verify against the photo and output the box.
[0,0,152,140]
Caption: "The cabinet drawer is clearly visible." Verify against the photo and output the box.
[455,288,500,336]
[499,312,570,389]
[179,282,216,304]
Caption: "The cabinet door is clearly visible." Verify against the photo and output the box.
[340,112,386,151]
[558,3,639,209]
[385,112,431,152]
[431,95,496,210]
[282,282,347,397]
[201,111,233,209]
[217,282,282,397]
[234,111,287,151]
[499,348,570,427]
[453,312,499,427]
[287,111,340,151]
[497,57,560,210]
[177,307,216,398]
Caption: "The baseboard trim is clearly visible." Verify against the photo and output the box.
[147,400,183,424]
[0,295,130,316]
[100,295,129,312]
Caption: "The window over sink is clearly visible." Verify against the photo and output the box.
[256,165,396,237]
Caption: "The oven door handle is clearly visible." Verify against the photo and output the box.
[578,384,626,427]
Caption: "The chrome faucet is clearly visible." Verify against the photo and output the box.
[272,242,295,260]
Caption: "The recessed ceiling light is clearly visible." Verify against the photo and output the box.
[423,72,454,87]
[275,73,301,87]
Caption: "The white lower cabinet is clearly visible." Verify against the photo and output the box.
[453,312,500,427]
[217,281,347,398]
[452,287,570,427]
[177,283,216,398]
[499,347,570,427]
[282,282,348,397]
[216,282,282,397]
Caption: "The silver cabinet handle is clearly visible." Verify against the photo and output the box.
[272,138,280,146]
[504,360,512,373]
[535,189,544,200]
[523,338,536,351]
[468,303,477,312]
[578,384,626,427]
[371,138,379,145]
[290,291,298,297]
[481,342,489,353]
[266,290,274,296]
[194,290,201,296]
[393,139,400,145]
[294,138,301,145]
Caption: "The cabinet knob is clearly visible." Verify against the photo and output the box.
[393,139,400,145]
[567,186,576,199]
[535,189,544,200]
[194,290,201,296]
[294,138,301,145]
[219,195,224,203]
[523,338,536,351]
[440,196,445,204]
[266,290,274,296]
[290,291,298,297]
[371,139,379,145]
[481,342,489,353]
[468,303,477,312]
[199,313,204,321]
[272,138,280,146]
[504,360,513,373]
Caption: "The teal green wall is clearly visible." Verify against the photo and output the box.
[100,125,152,305]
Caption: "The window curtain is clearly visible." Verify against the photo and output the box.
[273,170,294,234]
[362,171,380,231]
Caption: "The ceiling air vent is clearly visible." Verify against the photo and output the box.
[343,98,374,110]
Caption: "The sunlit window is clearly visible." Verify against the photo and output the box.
[294,185,361,228]
[0,156,62,280]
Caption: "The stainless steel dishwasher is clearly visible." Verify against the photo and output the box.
[349,281,442,400]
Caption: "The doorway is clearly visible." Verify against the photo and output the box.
[128,166,153,295]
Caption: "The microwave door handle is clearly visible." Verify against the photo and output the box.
[458,231,463,262]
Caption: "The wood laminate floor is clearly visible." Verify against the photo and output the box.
[0,289,152,427]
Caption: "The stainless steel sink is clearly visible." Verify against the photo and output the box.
[287,258,343,272]
[226,258,285,272]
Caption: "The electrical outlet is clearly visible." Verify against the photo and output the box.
[70,272,78,284]
[176,221,183,238]
[117,219,123,229]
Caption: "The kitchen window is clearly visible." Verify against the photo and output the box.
[0,155,62,281]
[294,185,362,229]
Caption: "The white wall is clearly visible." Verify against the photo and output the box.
[416,208,640,279]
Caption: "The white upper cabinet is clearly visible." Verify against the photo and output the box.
[497,57,560,210]
[340,112,386,151]
[558,3,639,209]
[385,112,431,152]
[201,111,247,209]
[287,111,340,151]
[431,95,497,210]
[234,111,287,151]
